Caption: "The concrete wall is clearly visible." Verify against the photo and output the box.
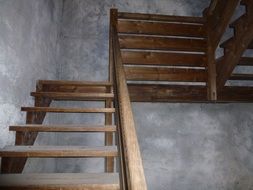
[56,0,253,189]
[0,0,63,172]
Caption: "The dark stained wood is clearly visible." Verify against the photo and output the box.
[217,3,253,88]
[38,80,112,86]
[124,66,207,82]
[218,86,253,102]
[21,107,115,113]
[31,92,114,101]
[105,87,114,173]
[0,173,120,190]
[0,146,118,158]
[117,20,206,37]
[119,35,207,52]
[205,0,239,48]
[229,74,253,80]
[238,57,253,66]
[128,84,207,102]
[118,12,205,24]
[9,124,117,132]
[121,51,206,67]
[111,8,147,190]
[128,84,253,102]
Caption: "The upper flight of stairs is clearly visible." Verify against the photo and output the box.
[0,80,119,190]
[116,11,208,102]
[217,0,253,88]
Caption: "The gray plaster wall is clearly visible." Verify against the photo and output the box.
[0,0,63,172]
[56,0,253,189]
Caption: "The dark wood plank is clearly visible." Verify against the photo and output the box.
[0,146,118,158]
[128,84,207,102]
[238,57,253,66]
[128,84,253,102]
[119,35,206,52]
[38,80,112,86]
[117,20,206,37]
[0,173,120,190]
[31,92,114,101]
[21,107,115,113]
[230,74,253,80]
[9,124,117,132]
[218,86,253,102]
[124,66,207,82]
[118,12,205,24]
[121,51,206,67]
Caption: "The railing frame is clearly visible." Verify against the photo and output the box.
[109,8,147,190]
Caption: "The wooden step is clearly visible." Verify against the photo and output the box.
[0,173,120,190]
[121,51,206,67]
[238,57,253,66]
[21,107,115,113]
[31,92,114,101]
[124,66,207,82]
[9,124,117,132]
[119,35,206,52]
[0,146,118,158]
[230,73,253,80]
[118,12,205,24]
[117,20,206,38]
[38,80,112,86]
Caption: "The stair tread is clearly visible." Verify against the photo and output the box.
[9,124,117,132]
[31,92,114,100]
[238,57,253,66]
[0,146,118,157]
[21,107,115,113]
[38,80,112,86]
[230,73,253,80]
[0,173,119,189]
[118,12,205,24]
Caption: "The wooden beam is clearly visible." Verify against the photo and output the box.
[128,84,207,102]
[217,4,253,88]
[119,35,207,52]
[118,12,205,24]
[124,66,207,82]
[0,173,120,190]
[118,20,206,37]
[121,51,206,67]
[0,146,118,158]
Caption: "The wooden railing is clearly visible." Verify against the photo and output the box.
[109,8,147,190]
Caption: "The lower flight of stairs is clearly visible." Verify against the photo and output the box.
[0,80,120,190]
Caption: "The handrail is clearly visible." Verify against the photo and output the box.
[110,8,147,190]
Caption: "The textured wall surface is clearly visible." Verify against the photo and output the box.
[0,0,62,172]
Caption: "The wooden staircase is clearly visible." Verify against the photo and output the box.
[217,0,253,89]
[117,11,208,102]
[0,80,120,189]
[1,1,253,189]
